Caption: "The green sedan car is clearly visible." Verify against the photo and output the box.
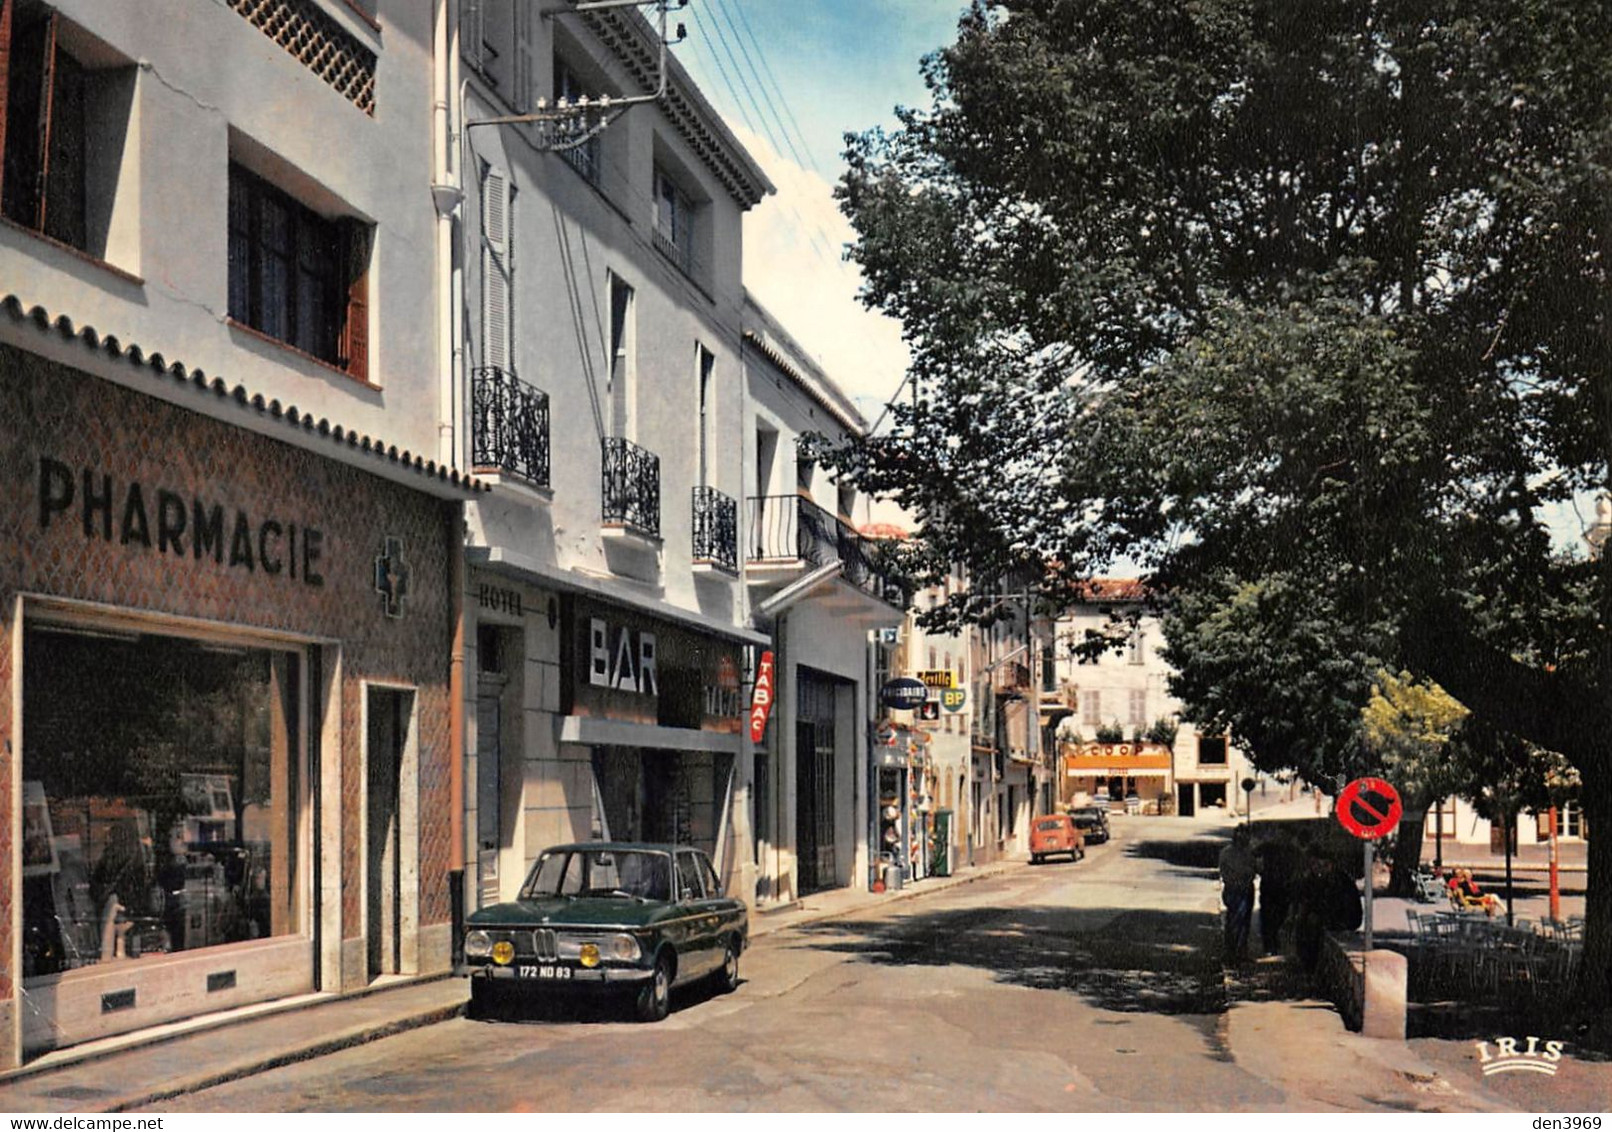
[461,842,748,1022]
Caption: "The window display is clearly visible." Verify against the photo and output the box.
[22,621,302,977]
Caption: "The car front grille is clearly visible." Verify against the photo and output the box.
[481,928,558,960]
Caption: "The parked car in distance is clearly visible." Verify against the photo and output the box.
[1029,814,1085,864]
[1069,805,1111,844]
[461,842,747,1023]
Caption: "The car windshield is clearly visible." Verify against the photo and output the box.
[521,849,672,901]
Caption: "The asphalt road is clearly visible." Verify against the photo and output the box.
[135,820,1317,1112]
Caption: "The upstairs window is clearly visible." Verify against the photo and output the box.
[553,58,600,185]
[1,2,135,263]
[652,165,694,275]
[1198,735,1228,765]
[228,164,370,381]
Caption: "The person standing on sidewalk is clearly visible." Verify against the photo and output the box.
[1219,826,1257,964]
[1255,832,1298,955]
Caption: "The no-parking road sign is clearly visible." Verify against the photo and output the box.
[1335,777,1403,840]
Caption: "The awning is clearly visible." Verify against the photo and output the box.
[559,716,745,755]
[1066,767,1169,778]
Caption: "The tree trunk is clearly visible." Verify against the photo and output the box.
[1387,811,1427,897]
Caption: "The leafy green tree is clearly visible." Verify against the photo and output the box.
[826,0,1612,1006]
[1361,672,1469,895]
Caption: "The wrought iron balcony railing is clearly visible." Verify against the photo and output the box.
[471,366,550,487]
[692,486,739,574]
[602,436,660,536]
[747,494,906,608]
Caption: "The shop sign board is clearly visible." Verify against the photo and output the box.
[918,669,956,689]
[35,455,326,586]
[749,650,775,743]
[940,688,967,713]
[568,597,742,731]
[589,617,658,696]
[880,677,929,710]
[917,699,941,724]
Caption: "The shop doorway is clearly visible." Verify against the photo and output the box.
[1178,783,1197,817]
[795,671,843,894]
[591,747,723,859]
[475,679,504,907]
[366,688,410,981]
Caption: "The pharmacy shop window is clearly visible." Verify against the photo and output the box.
[22,620,305,977]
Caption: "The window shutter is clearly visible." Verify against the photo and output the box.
[481,164,511,371]
[0,0,14,200]
[461,0,485,71]
[342,223,371,383]
[32,11,56,232]
[513,1,535,112]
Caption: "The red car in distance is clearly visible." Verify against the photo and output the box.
[1029,814,1086,865]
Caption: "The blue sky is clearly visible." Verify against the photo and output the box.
[681,0,967,177]
[672,1,970,420]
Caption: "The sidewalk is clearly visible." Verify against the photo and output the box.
[0,855,1025,1114]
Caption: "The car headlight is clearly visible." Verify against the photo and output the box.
[464,930,492,959]
[556,933,641,963]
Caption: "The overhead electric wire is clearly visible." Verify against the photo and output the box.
[712,0,812,174]
[723,0,823,179]
[688,2,838,264]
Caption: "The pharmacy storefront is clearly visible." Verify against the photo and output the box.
[1,344,465,1064]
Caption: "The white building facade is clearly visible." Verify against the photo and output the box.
[446,0,774,910]
[1051,581,1251,818]
[740,297,904,903]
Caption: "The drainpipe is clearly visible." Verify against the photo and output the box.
[435,0,467,959]
[432,0,464,468]
[448,501,466,959]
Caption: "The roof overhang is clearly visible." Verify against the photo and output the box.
[1,294,487,501]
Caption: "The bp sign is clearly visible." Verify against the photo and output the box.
[940,687,967,713]
[880,677,929,710]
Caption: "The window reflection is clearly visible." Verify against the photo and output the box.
[22,624,301,976]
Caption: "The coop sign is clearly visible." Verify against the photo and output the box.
[588,617,658,697]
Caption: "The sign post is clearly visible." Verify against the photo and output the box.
[1335,777,1403,953]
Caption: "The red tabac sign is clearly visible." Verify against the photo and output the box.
[749,650,776,742]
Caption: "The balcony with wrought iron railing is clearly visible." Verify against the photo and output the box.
[747,494,905,608]
[692,486,739,574]
[471,366,550,488]
[602,437,660,538]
